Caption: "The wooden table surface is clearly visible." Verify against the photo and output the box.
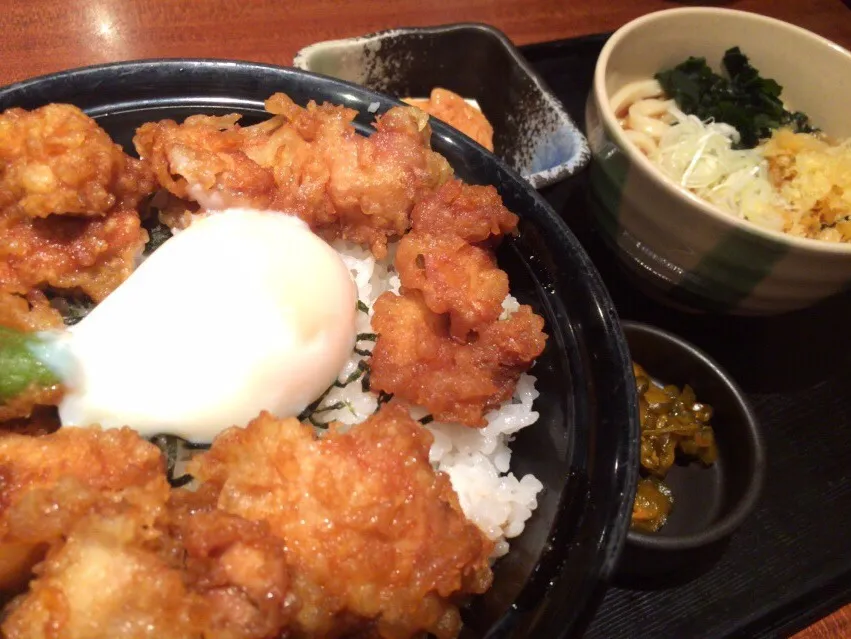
[1,0,849,637]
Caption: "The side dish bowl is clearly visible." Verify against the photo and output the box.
[294,23,590,189]
[0,60,636,638]
[585,8,851,316]
[618,321,764,583]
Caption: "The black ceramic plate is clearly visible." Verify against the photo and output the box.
[0,60,638,639]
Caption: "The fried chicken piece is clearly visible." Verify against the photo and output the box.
[167,486,297,639]
[410,179,518,242]
[190,405,493,639]
[0,427,167,591]
[1,499,207,639]
[396,231,509,340]
[2,485,298,639]
[0,290,63,333]
[403,89,495,151]
[370,292,546,426]
[0,207,147,302]
[134,113,276,210]
[0,104,155,219]
[0,104,154,305]
[0,430,295,638]
[0,384,63,425]
[134,93,452,257]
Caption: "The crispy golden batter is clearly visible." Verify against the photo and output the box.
[0,104,154,327]
[166,486,297,639]
[396,231,509,340]
[0,427,166,544]
[0,431,297,639]
[0,290,63,333]
[383,176,543,423]
[0,207,147,303]
[411,179,518,242]
[0,385,63,425]
[0,104,155,219]
[1,501,207,639]
[190,406,493,639]
[370,292,546,426]
[0,426,167,592]
[134,93,452,257]
[403,89,495,151]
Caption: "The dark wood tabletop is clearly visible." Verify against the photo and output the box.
[2,0,850,636]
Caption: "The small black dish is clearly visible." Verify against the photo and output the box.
[617,321,765,587]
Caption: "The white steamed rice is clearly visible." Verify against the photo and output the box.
[305,239,544,558]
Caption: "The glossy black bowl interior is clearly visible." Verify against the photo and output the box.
[618,321,765,585]
[0,60,638,638]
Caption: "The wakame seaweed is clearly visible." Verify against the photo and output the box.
[655,47,816,149]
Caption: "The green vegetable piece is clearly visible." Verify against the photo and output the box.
[655,46,816,149]
[0,327,60,402]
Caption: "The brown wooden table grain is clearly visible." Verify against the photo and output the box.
[1,0,849,636]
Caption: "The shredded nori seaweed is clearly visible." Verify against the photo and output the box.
[144,222,173,255]
[149,434,209,488]
[45,291,95,327]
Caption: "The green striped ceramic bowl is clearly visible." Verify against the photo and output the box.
[585,8,851,315]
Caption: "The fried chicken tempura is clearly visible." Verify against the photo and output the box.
[2,491,297,639]
[0,290,63,333]
[396,232,509,340]
[0,385,63,425]
[166,486,297,639]
[190,405,493,639]
[0,104,155,219]
[0,104,154,333]
[0,207,148,303]
[0,427,167,590]
[0,431,298,639]
[1,501,207,639]
[370,292,546,426]
[411,180,518,242]
[134,93,452,257]
[403,89,495,151]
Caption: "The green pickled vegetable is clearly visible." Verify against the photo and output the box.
[630,362,719,533]
[0,327,60,402]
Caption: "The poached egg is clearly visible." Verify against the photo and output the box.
[56,208,358,441]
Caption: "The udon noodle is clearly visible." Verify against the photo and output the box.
[611,78,851,242]
[611,80,677,156]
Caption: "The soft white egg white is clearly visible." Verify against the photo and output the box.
[57,208,358,442]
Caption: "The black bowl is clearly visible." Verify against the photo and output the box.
[0,60,638,638]
[618,321,765,586]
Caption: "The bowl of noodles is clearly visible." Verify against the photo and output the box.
[585,7,851,315]
[0,61,637,638]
